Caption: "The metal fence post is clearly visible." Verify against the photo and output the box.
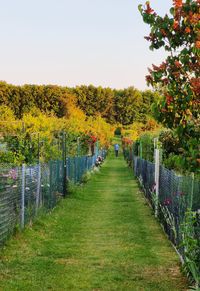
[190,172,194,209]
[49,161,53,208]
[154,137,158,150]
[21,164,25,229]
[74,157,76,183]
[155,149,160,218]
[62,132,67,197]
[86,156,88,170]
[36,163,41,213]
[140,141,143,159]
[132,145,134,171]
[77,157,79,182]
[95,141,99,156]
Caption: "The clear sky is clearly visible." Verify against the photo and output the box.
[0,0,172,90]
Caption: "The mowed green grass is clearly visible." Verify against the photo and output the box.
[0,152,188,291]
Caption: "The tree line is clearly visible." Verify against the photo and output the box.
[0,81,159,125]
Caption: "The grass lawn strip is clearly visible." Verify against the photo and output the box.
[0,152,188,290]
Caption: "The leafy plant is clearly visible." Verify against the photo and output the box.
[139,0,200,172]
[181,210,200,288]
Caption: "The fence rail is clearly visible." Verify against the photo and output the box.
[124,148,200,287]
[0,150,106,247]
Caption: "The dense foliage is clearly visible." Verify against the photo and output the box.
[125,128,199,174]
[139,0,200,172]
[0,80,161,165]
[0,105,114,164]
[0,82,158,125]
[122,116,161,142]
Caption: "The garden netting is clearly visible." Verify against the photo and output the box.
[0,149,107,247]
[128,152,200,286]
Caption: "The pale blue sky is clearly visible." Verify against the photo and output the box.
[0,0,171,90]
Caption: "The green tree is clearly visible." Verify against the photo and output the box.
[114,87,143,125]
[0,82,158,127]
[73,85,115,123]
[140,90,161,122]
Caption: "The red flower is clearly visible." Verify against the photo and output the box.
[173,20,179,30]
[144,2,154,15]
[165,94,173,106]
[90,135,97,143]
[164,198,172,206]
[173,0,183,8]
[174,60,181,68]
[146,74,153,84]
[185,27,191,34]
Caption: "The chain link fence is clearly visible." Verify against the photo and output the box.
[124,148,200,286]
[0,149,107,247]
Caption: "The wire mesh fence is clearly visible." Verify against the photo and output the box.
[125,149,200,286]
[0,149,107,247]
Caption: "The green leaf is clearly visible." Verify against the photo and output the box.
[138,4,143,14]
[170,7,175,16]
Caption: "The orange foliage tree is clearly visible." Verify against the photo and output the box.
[139,0,200,170]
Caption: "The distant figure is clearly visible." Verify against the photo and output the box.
[114,143,119,157]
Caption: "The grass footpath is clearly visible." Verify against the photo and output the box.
[0,152,188,291]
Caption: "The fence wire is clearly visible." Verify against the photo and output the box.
[128,152,200,285]
[0,149,107,247]
[0,165,21,246]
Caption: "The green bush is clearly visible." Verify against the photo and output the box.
[114,127,122,136]
[81,171,91,183]
[159,130,200,174]
[139,133,155,162]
